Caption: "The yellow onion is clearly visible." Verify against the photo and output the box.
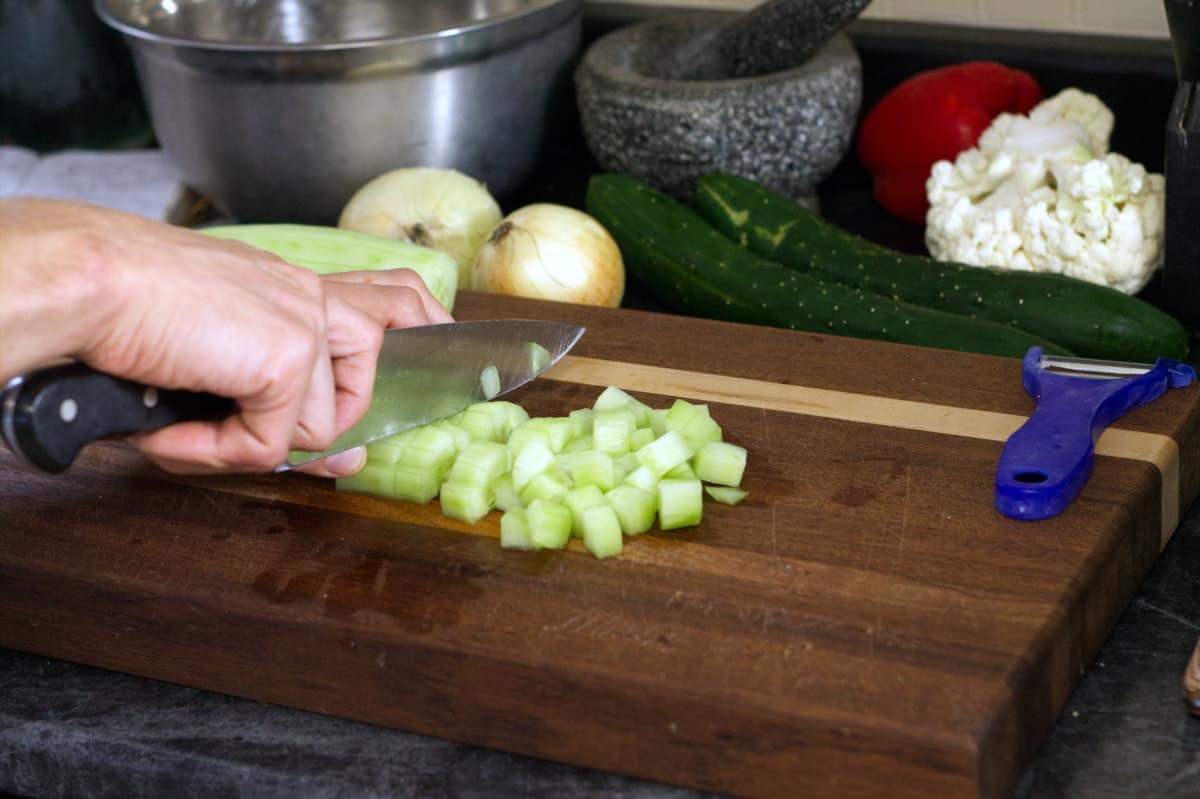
[338,167,502,291]
[471,203,624,307]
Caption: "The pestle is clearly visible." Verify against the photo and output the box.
[672,0,872,81]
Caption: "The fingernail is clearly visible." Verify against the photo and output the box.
[323,446,367,476]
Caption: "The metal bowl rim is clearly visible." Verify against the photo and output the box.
[93,0,580,53]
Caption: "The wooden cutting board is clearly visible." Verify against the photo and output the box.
[3,291,1199,799]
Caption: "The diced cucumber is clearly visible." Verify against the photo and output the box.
[439,480,494,522]
[528,341,551,373]
[494,473,523,511]
[562,434,595,453]
[636,430,693,476]
[391,465,444,504]
[581,505,624,559]
[480,365,501,400]
[623,464,659,494]
[527,499,572,549]
[457,404,508,442]
[658,478,703,530]
[525,417,573,453]
[664,461,696,480]
[605,484,656,535]
[568,408,594,439]
[512,440,556,491]
[648,408,668,436]
[593,385,638,411]
[705,486,749,505]
[565,484,607,538]
[694,441,748,487]
[507,424,554,457]
[519,472,571,506]
[433,420,473,455]
[334,464,395,498]
[445,440,509,486]
[593,407,638,455]
[495,401,531,432]
[500,508,536,550]
[567,450,619,491]
[630,427,656,451]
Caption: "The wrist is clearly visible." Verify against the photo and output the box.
[0,198,127,380]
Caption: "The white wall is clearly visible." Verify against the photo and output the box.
[599,0,1171,38]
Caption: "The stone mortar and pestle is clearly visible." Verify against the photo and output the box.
[575,0,871,208]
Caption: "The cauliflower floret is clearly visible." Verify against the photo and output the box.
[925,89,1164,294]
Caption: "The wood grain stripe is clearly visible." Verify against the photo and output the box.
[547,356,1181,545]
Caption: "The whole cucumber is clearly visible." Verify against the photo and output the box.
[586,174,1071,358]
[694,172,1188,362]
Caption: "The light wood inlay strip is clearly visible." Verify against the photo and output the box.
[547,356,1181,545]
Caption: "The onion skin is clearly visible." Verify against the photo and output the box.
[338,167,502,291]
[472,203,625,308]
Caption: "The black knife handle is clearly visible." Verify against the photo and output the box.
[1,363,234,473]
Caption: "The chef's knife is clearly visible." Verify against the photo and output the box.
[1,319,584,474]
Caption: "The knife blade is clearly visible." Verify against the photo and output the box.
[1,319,584,474]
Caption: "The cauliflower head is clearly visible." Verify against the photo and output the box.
[925,88,1164,294]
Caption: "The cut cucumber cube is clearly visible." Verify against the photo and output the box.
[457,404,508,442]
[623,464,659,494]
[648,408,668,436]
[605,484,656,535]
[446,440,509,486]
[705,486,749,505]
[392,464,444,504]
[630,427,656,451]
[581,505,624,559]
[489,401,529,432]
[593,407,638,455]
[518,472,571,506]
[562,434,594,453]
[664,461,696,480]
[480,364,501,400]
[493,473,523,511]
[636,430,694,476]
[335,464,395,497]
[593,385,638,412]
[507,424,553,457]
[527,341,551,373]
[527,499,572,549]
[433,420,473,455]
[693,441,747,487]
[512,440,556,491]
[500,508,535,550]
[568,408,594,439]
[364,438,406,467]
[439,480,494,522]
[564,484,607,538]
[658,478,703,530]
[567,450,619,491]
[525,417,573,453]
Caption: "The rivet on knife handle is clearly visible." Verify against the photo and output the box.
[1,363,233,473]
[995,347,1196,521]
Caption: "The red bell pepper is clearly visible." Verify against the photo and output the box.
[856,61,1043,224]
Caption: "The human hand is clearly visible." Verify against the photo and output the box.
[0,198,453,477]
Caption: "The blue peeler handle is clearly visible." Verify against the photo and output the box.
[995,346,1196,521]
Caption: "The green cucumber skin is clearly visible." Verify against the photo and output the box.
[586,174,1070,358]
[694,172,1188,363]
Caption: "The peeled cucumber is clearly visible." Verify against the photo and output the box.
[203,223,459,312]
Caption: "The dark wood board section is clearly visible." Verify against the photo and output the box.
[2,292,1199,799]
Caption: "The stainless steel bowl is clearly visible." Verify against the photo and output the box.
[94,0,582,223]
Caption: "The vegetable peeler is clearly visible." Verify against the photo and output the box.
[995,346,1195,521]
